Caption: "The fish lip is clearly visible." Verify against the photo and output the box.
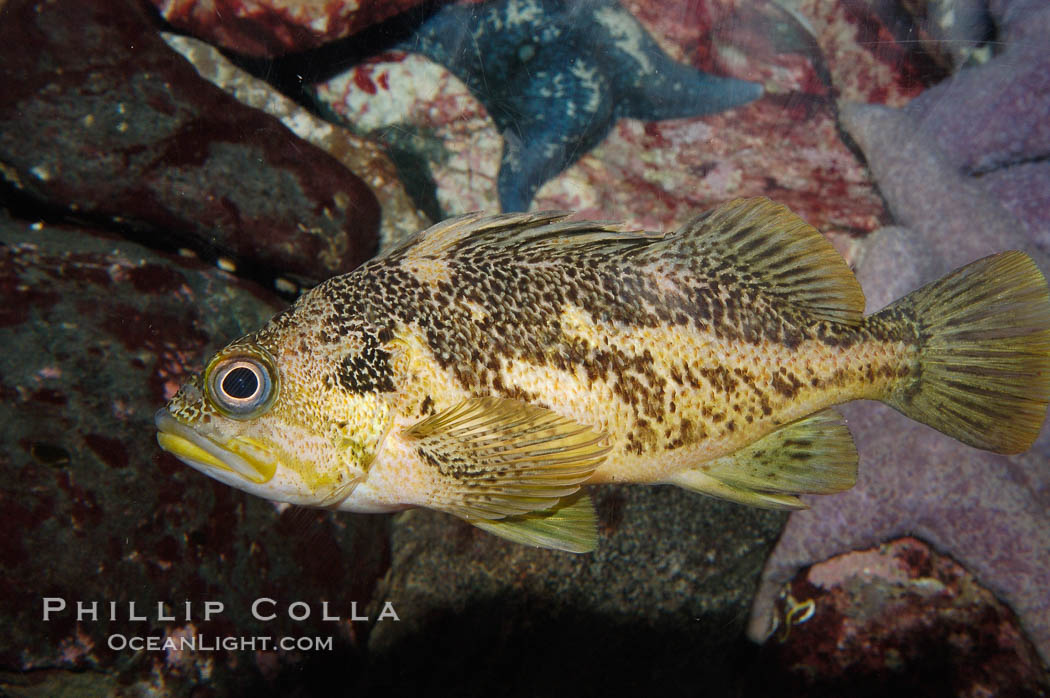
[154,408,272,484]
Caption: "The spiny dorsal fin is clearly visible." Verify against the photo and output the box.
[672,198,865,325]
[388,211,659,260]
[404,397,609,523]
[665,409,858,510]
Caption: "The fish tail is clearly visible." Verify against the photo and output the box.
[878,251,1050,454]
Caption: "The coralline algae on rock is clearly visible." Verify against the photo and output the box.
[315,0,906,245]
[151,0,429,57]
[754,538,1049,696]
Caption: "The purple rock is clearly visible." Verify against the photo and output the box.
[0,0,380,285]
[903,6,1050,174]
[980,161,1050,253]
[752,75,1050,667]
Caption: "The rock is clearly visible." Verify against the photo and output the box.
[0,0,380,288]
[751,0,1050,662]
[0,212,389,693]
[362,484,786,695]
[838,102,1033,264]
[162,32,430,252]
[904,26,1050,174]
[151,0,430,58]
[750,538,1049,696]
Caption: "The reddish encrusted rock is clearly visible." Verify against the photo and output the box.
[151,0,431,57]
[753,537,1049,696]
[626,0,943,106]
[0,0,380,286]
[0,213,389,693]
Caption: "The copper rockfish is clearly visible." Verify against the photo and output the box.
[156,198,1050,552]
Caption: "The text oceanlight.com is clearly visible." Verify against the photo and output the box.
[107,634,334,652]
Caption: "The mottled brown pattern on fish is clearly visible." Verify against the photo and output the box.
[154,196,1050,557]
[246,214,921,484]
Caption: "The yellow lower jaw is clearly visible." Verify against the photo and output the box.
[157,432,234,473]
[156,432,277,484]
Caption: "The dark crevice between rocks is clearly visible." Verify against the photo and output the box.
[356,604,763,698]
[969,152,1050,178]
[219,0,446,93]
[375,136,446,223]
[0,180,305,301]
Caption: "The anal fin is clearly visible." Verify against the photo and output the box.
[665,409,858,510]
[471,492,598,553]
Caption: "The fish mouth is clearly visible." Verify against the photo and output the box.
[154,409,277,484]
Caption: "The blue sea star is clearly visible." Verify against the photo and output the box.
[401,0,762,212]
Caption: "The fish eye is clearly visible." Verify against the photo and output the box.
[206,353,277,419]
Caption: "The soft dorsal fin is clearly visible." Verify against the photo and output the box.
[387,199,864,325]
[386,211,659,260]
[671,198,866,325]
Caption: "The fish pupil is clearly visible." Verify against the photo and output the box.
[223,366,259,399]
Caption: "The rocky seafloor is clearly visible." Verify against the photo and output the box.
[1,0,1048,695]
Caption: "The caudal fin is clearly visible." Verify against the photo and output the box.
[881,251,1050,454]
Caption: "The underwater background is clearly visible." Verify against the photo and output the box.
[1,0,1048,695]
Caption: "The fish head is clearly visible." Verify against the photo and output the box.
[154,308,396,508]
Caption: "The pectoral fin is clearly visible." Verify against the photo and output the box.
[666,409,857,510]
[404,397,609,549]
